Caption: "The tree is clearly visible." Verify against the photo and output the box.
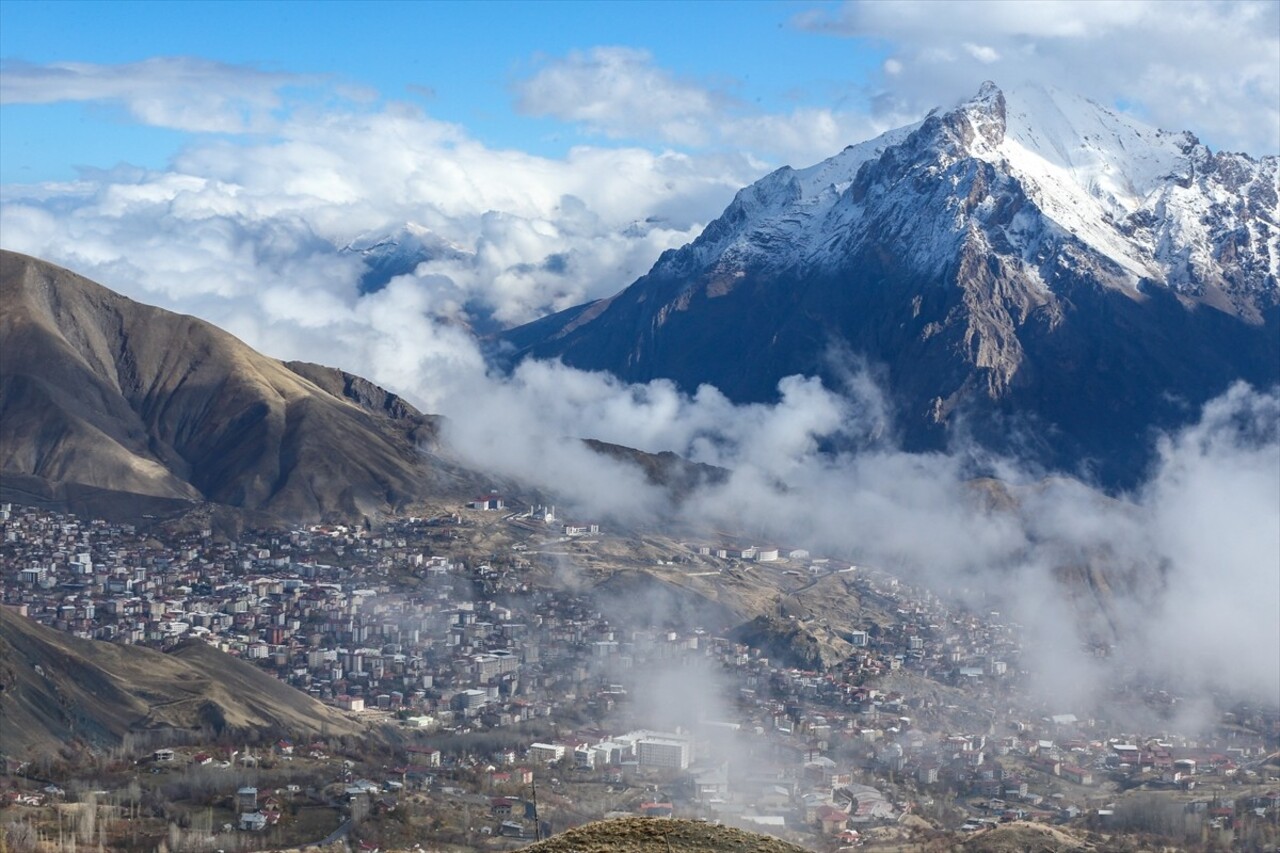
[350,795,370,825]
[4,819,39,852]
[77,793,97,845]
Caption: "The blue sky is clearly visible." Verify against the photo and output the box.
[4,1,1277,185]
[1,0,894,183]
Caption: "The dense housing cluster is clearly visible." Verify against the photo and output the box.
[2,501,1277,851]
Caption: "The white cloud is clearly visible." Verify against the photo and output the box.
[0,57,305,133]
[794,0,1280,155]
[436,345,1279,711]
[963,43,1001,64]
[515,47,719,147]
[514,46,890,167]
[0,97,764,401]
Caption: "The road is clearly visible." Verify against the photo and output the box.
[319,818,354,846]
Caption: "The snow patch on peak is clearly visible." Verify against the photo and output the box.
[998,85,1188,216]
[673,122,920,273]
[658,81,1274,316]
[792,123,919,200]
[339,223,471,294]
[955,84,1276,297]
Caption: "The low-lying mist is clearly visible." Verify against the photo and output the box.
[434,351,1279,725]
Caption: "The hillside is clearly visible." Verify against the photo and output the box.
[517,818,815,853]
[0,250,482,522]
[583,439,729,499]
[0,605,362,757]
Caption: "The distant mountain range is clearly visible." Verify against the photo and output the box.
[0,250,481,522]
[503,83,1279,487]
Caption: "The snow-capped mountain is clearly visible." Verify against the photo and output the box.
[648,82,1275,318]
[339,223,468,295]
[504,83,1279,488]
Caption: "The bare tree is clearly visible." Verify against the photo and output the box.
[4,819,39,852]
[77,793,97,845]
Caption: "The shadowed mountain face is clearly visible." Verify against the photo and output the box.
[503,84,1280,488]
[0,606,362,756]
[0,250,474,522]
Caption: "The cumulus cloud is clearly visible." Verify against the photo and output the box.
[0,98,761,345]
[794,0,1280,155]
[963,43,1001,64]
[0,45,891,371]
[0,61,785,426]
[0,56,305,133]
[514,46,889,166]
[515,47,720,146]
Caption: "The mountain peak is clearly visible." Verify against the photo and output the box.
[953,80,1008,149]
[623,80,1275,310]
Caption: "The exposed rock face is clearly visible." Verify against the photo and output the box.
[504,83,1279,487]
[0,250,472,521]
[729,614,835,671]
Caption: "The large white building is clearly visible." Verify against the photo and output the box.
[528,743,565,763]
[636,737,690,770]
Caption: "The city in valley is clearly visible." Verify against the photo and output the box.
[2,497,1276,852]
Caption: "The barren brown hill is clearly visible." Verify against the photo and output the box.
[953,821,1096,851]
[583,439,728,498]
[0,250,480,521]
[0,606,362,757]
[518,818,814,853]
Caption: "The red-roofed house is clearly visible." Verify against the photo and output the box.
[816,805,849,834]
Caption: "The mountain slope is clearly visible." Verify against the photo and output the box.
[0,250,474,521]
[0,606,361,756]
[504,84,1279,487]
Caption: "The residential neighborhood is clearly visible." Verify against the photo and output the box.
[1,500,1277,851]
